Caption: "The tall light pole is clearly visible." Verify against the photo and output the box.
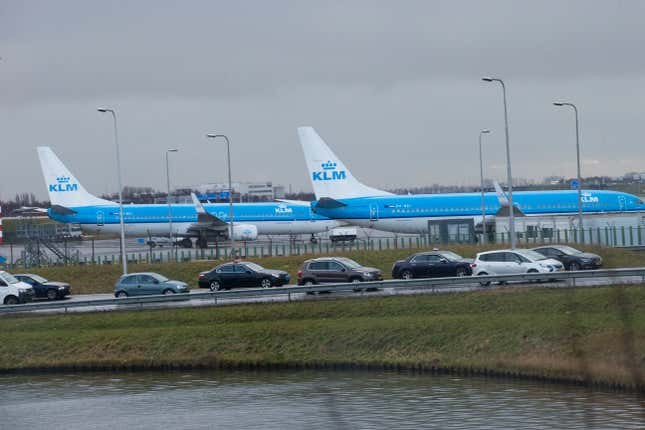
[165,148,179,250]
[206,134,235,258]
[479,129,491,244]
[482,77,516,248]
[97,107,127,275]
[553,102,583,232]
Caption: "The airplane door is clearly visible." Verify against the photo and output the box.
[369,204,379,221]
[618,196,626,211]
[96,211,104,227]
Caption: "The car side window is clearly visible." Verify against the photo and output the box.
[411,255,428,263]
[217,265,234,273]
[0,280,6,287]
[328,261,344,271]
[427,255,443,263]
[309,261,327,270]
[138,275,154,284]
[121,276,137,285]
[235,265,249,273]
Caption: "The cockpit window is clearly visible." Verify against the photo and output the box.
[637,199,644,205]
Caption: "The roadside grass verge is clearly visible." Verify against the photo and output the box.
[0,285,644,388]
[17,244,645,295]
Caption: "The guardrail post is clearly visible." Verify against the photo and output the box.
[604,227,609,246]
[564,229,569,243]
[638,225,642,245]
[629,226,634,246]
[621,226,626,247]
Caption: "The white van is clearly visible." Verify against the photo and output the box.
[0,271,35,305]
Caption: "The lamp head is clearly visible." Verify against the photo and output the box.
[482,77,494,82]
[167,148,179,152]
[481,129,490,134]
[553,102,565,106]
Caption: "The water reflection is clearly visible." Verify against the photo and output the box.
[0,370,643,429]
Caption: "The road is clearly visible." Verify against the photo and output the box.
[9,272,644,316]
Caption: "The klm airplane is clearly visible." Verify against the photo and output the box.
[37,147,340,245]
[298,127,645,234]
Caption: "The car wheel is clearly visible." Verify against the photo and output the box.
[260,278,273,289]
[46,289,58,300]
[115,291,128,298]
[478,272,491,287]
[4,295,19,305]
[209,281,222,292]
[455,267,467,277]
[527,268,541,283]
[303,279,315,286]
[569,262,580,271]
[401,270,413,280]
[162,289,175,295]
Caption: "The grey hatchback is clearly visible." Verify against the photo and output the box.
[114,272,189,297]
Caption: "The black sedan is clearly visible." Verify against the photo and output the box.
[14,274,71,300]
[198,261,290,291]
[392,250,473,279]
[531,245,602,270]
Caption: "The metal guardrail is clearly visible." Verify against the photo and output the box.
[1,267,644,315]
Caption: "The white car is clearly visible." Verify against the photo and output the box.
[471,249,564,285]
[0,270,35,305]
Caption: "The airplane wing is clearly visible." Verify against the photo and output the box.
[188,193,229,232]
[492,181,525,217]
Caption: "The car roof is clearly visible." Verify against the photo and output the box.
[122,272,161,277]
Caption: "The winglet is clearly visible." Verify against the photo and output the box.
[493,181,509,206]
[190,193,228,226]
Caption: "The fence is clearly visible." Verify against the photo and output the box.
[1,225,644,269]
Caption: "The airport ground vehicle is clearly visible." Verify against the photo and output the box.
[114,272,189,297]
[471,249,564,286]
[297,257,382,285]
[0,271,35,304]
[199,262,290,291]
[329,227,358,243]
[531,245,602,270]
[392,250,472,279]
[14,274,71,300]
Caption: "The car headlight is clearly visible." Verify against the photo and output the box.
[362,272,374,277]
[271,273,280,278]
[58,286,66,289]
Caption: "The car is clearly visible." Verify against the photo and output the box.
[471,249,564,285]
[198,261,290,291]
[531,245,602,271]
[114,272,189,297]
[14,274,71,300]
[297,257,382,286]
[0,270,35,304]
[392,250,473,279]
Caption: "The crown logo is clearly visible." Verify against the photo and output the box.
[56,176,70,183]
[321,161,337,170]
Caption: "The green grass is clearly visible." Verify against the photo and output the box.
[22,244,645,295]
[1,286,644,387]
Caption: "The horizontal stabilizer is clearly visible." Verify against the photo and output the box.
[315,197,347,210]
[50,205,78,215]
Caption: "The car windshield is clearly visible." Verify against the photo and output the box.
[149,273,169,282]
[337,258,362,269]
[28,274,48,283]
[515,250,548,261]
[554,245,582,255]
[0,272,20,285]
[244,262,264,271]
[438,251,463,261]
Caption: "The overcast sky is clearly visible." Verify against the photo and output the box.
[2,0,644,200]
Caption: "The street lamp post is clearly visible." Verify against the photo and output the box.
[482,77,516,248]
[206,134,235,258]
[97,107,127,275]
[166,148,179,253]
[479,129,491,244]
[553,102,583,233]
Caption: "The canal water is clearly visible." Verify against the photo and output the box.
[1,370,643,429]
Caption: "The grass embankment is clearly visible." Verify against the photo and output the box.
[1,286,644,388]
[28,244,645,295]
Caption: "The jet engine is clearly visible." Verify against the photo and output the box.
[231,224,258,241]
